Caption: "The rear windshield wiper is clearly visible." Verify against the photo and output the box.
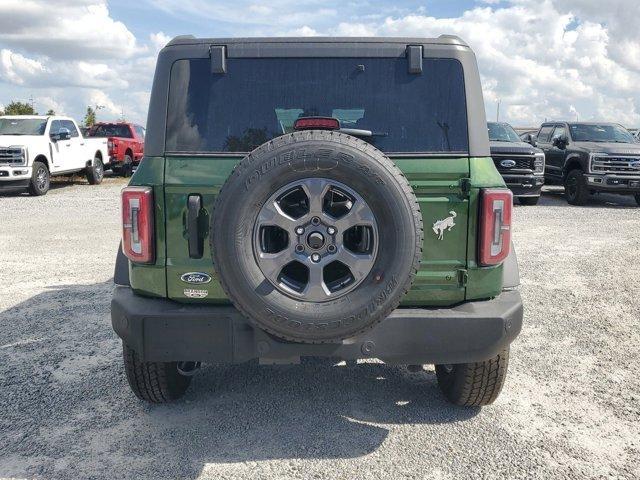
[339,128,388,138]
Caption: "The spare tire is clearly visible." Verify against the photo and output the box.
[211,130,422,343]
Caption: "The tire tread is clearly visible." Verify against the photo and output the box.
[436,348,509,407]
[122,343,190,403]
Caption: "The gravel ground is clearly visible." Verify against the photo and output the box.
[0,180,639,480]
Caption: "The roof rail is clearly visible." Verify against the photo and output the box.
[438,34,468,46]
[167,35,196,47]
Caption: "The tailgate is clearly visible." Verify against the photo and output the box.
[163,155,469,307]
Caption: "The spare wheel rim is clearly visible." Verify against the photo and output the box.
[252,177,378,302]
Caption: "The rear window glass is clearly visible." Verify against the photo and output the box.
[166,57,469,154]
[89,124,132,138]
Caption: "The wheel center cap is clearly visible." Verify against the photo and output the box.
[307,232,325,250]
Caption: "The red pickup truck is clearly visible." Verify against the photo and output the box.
[87,122,145,176]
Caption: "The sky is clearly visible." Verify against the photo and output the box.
[1,0,639,127]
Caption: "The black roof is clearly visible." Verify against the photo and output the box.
[167,35,469,48]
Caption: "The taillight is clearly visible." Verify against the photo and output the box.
[479,189,512,266]
[122,186,154,264]
[293,117,340,131]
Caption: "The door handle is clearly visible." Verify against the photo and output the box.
[187,195,204,258]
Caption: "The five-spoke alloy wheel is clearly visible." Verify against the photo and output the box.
[254,178,378,302]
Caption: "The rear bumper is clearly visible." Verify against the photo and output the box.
[111,286,523,365]
[585,174,640,193]
[500,173,544,197]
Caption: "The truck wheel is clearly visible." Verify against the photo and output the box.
[122,343,192,403]
[28,161,50,196]
[122,154,133,177]
[86,156,104,185]
[564,169,589,205]
[518,196,539,206]
[435,348,509,407]
[211,130,423,344]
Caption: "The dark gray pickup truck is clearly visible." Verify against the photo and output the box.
[533,122,640,205]
[488,122,545,205]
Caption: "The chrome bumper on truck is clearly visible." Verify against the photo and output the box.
[111,286,523,365]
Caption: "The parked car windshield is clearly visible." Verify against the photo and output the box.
[487,122,521,142]
[166,57,469,153]
[0,118,47,135]
[568,124,635,143]
[89,124,132,138]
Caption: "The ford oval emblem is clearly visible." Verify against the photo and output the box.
[500,159,517,168]
[180,272,212,284]
[631,161,640,168]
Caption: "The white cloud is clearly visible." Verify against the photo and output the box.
[36,96,66,115]
[0,49,45,85]
[0,0,141,60]
[149,32,171,53]
[87,89,122,116]
[1,0,639,128]
[0,1,155,124]
[149,0,339,27]
[0,49,128,89]
[324,0,640,126]
[288,26,320,37]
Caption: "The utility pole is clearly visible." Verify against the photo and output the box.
[94,104,104,122]
[29,95,35,112]
[496,99,501,122]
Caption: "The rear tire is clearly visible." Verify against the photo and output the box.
[28,161,50,196]
[564,169,589,205]
[122,154,133,177]
[122,343,192,403]
[435,348,510,407]
[518,196,539,206]
[86,156,104,185]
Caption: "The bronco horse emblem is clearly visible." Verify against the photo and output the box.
[432,211,457,240]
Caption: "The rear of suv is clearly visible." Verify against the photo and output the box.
[111,36,523,407]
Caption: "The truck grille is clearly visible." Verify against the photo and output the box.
[0,147,25,165]
[591,156,640,175]
[491,154,534,173]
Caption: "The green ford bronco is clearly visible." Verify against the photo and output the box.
[111,36,523,406]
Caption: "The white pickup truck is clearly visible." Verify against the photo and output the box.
[0,115,109,195]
